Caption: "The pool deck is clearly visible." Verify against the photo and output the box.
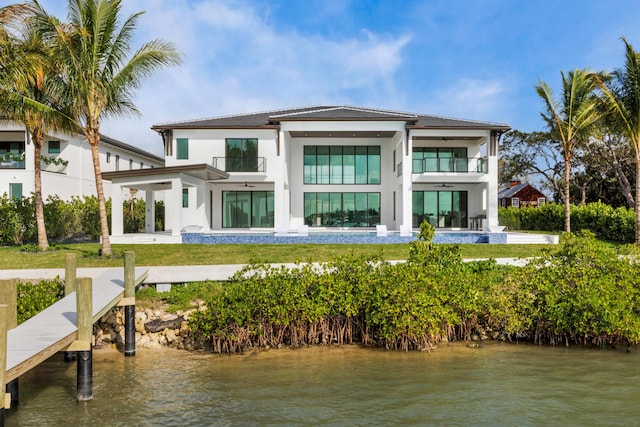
[109,231,559,245]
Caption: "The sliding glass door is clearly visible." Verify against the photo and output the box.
[222,191,274,228]
[412,191,468,228]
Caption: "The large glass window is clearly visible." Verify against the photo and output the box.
[222,191,274,228]
[412,191,467,228]
[304,146,380,184]
[304,192,380,227]
[226,138,258,172]
[412,147,467,173]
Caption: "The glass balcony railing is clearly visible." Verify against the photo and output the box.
[212,157,266,172]
[413,157,488,174]
[0,152,26,169]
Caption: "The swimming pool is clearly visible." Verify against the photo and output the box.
[181,231,508,244]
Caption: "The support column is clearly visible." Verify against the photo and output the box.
[274,128,288,231]
[195,182,206,229]
[123,251,136,357]
[401,130,413,229]
[167,177,182,236]
[485,132,500,230]
[111,183,124,236]
[0,280,17,409]
[204,187,212,230]
[75,278,93,401]
[145,190,156,233]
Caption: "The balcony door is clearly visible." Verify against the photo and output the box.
[226,138,258,172]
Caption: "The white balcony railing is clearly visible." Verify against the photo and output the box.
[211,157,266,172]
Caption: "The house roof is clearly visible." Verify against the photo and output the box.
[498,183,547,199]
[100,134,164,164]
[151,106,510,131]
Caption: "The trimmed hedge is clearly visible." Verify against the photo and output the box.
[499,202,635,243]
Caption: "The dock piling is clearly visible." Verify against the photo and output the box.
[64,253,77,295]
[75,277,93,401]
[0,304,7,426]
[0,280,18,408]
[123,251,136,357]
[64,254,77,362]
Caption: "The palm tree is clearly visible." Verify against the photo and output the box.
[535,69,600,233]
[596,37,640,246]
[30,0,181,256]
[0,7,75,251]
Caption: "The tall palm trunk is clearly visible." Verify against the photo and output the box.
[32,131,48,250]
[636,152,640,245]
[88,127,111,256]
[564,154,571,233]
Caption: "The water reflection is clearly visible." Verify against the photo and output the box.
[7,343,640,426]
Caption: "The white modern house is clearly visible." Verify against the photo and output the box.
[0,120,164,202]
[103,106,510,243]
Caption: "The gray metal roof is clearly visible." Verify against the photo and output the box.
[100,134,164,164]
[152,105,510,131]
[498,183,531,198]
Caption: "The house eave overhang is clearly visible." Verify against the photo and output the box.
[406,124,511,131]
[151,124,279,131]
[102,163,229,182]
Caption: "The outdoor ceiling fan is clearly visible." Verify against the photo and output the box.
[239,182,255,188]
[434,183,453,188]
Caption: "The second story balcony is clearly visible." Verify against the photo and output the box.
[413,157,487,174]
[41,155,68,174]
[212,157,266,173]
[0,152,25,169]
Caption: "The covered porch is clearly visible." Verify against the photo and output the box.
[103,164,229,243]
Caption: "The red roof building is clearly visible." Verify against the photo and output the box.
[498,181,547,208]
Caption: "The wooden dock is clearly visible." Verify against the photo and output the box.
[5,267,148,382]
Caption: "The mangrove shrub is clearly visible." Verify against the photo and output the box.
[188,231,640,353]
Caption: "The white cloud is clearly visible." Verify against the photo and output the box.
[102,0,412,155]
[13,0,412,155]
[416,78,511,124]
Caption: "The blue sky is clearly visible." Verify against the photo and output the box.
[13,0,640,156]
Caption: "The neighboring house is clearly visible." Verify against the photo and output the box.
[0,120,164,202]
[103,106,509,242]
[498,180,547,208]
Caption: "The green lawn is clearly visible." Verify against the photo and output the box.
[0,242,558,270]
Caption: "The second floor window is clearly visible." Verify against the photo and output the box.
[226,138,258,171]
[176,138,189,160]
[304,146,380,185]
[48,140,60,153]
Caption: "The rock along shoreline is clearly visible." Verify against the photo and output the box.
[95,305,203,351]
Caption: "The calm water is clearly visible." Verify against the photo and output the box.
[7,342,640,426]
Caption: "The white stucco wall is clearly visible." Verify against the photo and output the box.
[0,121,164,202]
